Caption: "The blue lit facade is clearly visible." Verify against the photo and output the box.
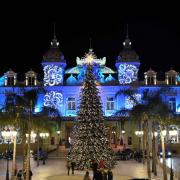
[0,34,180,147]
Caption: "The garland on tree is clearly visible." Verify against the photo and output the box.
[68,64,115,169]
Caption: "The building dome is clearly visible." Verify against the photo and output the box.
[166,68,178,76]
[117,37,139,62]
[43,36,66,63]
[144,68,157,76]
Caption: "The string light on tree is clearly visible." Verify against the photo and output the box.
[68,64,115,169]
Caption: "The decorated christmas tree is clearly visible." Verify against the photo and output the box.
[68,54,115,169]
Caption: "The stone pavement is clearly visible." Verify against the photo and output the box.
[0,146,179,180]
[32,158,179,180]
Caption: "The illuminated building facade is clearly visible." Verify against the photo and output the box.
[0,32,180,148]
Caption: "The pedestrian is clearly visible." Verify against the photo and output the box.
[14,163,18,176]
[91,159,98,179]
[93,170,100,180]
[103,170,107,180]
[29,170,33,180]
[83,171,91,180]
[107,169,113,180]
[71,160,76,175]
[66,160,71,175]
[23,170,33,180]
[98,169,103,180]
[16,169,23,180]
[99,159,105,169]
[43,155,46,165]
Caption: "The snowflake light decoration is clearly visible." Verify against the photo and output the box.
[118,63,138,84]
[44,91,63,109]
[43,65,63,86]
[125,94,141,109]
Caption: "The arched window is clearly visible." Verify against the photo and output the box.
[144,69,157,85]
[25,70,37,86]
[4,69,17,86]
[67,97,76,110]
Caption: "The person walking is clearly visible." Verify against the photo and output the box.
[66,160,71,176]
[99,159,105,169]
[71,160,76,175]
[91,160,98,179]
[83,171,91,180]
[107,169,113,180]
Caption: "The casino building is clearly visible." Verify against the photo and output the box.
[0,31,179,149]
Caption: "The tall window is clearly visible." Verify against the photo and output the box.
[7,77,14,86]
[106,97,114,110]
[168,77,176,85]
[28,77,35,86]
[147,76,154,85]
[169,98,176,112]
[67,97,76,110]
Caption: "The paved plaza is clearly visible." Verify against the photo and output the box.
[0,149,180,180]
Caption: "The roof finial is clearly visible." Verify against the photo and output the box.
[51,22,59,47]
[89,37,92,49]
[53,22,56,39]
[126,24,129,39]
[123,24,131,47]
[89,38,93,52]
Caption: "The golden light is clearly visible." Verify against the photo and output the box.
[84,49,97,64]
[85,54,94,64]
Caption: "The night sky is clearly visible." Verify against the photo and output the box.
[0,2,179,81]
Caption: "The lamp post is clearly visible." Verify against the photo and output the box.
[26,131,37,169]
[169,128,177,180]
[1,129,17,180]
[135,130,144,151]
[135,130,144,163]
[57,130,61,145]
[112,130,117,148]
[152,131,158,176]
[121,129,125,148]
[56,130,61,156]
[39,133,49,152]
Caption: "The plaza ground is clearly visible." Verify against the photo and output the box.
[0,148,180,180]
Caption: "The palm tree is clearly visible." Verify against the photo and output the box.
[32,107,59,166]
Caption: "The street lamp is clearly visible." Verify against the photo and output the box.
[39,133,49,152]
[169,128,178,143]
[26,131,37,143]
[112,130,117,148]
[168,128,177,180]
[1,129,17,180]
[135,130,144,150]
[57,130,61,145]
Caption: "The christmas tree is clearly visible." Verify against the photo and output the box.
[68,59,115,169]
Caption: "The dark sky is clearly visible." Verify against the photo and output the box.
[0,2,180,80]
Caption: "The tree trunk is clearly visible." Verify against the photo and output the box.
[142,123,145,164]
[26,101,32,180]
[25,124,31,180]
[152,121,157,176]
[22,134,27,172]
[12,135,17,179]
[146,120,151,179]
[37,130,40,166]
[160,125,167,180]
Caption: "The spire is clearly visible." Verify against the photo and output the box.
[53,23,56,39]
[51,23,59,47]
[126,24,129,39]
[89,37,93,52]
[123,24,131,47]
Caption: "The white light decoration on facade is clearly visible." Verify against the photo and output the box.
[44,91,63,109]
[43,65,63,86]
[118,63,138,84]
[125,94,141,109]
